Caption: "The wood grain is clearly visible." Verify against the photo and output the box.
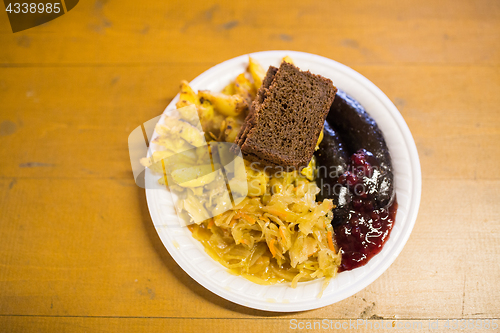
[1,0,499,66]
[0,0,499,331]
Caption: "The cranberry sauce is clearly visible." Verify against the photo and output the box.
[334,149,398,271]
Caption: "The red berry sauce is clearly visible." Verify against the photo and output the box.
[334,149,398,271]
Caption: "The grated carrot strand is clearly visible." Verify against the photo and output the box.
[327,231,336,253]
[269,239,277,258]
[279,226,286,240]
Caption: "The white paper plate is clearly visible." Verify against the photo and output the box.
[145,51,421,312]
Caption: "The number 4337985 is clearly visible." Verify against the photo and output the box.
[6,3,61,14]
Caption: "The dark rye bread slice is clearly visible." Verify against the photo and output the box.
[234,66,278,148]
[233,61,337,169]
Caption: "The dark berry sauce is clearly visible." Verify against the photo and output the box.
[334,149,398,271]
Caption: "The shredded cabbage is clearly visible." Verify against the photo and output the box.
[190,169,342,287]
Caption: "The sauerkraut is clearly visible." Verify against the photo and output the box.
[189,168,341,287]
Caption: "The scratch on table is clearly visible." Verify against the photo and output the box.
[89,0,112,33]
[279,34,293,41]
[0,120,17,136]
[19,162,55,168]
[146,287,156,300]
[393,97,406,110]
[219,20,239,30]
[180,4,219,32]
[360,302,376,319]
[341,38,359,49]
[110,76,120,85]
[370,314,384,320]
[461,272,466,317]
[140,25,150,35]
[203,4,219,21]
[17,36,31,48]
[138,287,156,300]
[94,0,109,11]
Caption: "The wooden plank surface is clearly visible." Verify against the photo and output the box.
[1,0,499,66]
[1,0,499,332]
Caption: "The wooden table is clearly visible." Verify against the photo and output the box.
[1,0,499,332]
